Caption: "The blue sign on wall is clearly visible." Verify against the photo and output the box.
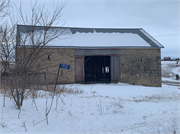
[60,64,70,70]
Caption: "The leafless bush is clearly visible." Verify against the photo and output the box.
[96,98,110,115]
[55,85,66,108]
[0,121,7,128]
[95,97,124,115]
[22,121,27,131]
[0,0,11,19]
[112,98,123,113]
[1,0,68,110]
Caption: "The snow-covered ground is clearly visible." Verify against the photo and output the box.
[0,61,180,134]
[161,61,180,82]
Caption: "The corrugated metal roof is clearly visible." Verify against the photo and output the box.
[16,25,164,48]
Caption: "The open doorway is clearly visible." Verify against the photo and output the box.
[84,56,111,83]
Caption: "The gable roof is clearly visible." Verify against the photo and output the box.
[16,25,164,49]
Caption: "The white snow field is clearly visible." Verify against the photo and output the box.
[161,61,180,82]
[0,61,180,134]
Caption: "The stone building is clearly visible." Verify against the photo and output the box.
[16,25,164,87]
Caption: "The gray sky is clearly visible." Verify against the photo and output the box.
[12,0,180,58]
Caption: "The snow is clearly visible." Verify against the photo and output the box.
[0,83,180,134]
[161,61,180,82]
[162,77,180,82]
[20,29,151,47]
[172,67,180,74]
[53,31,151,47]
[0,61,180,134]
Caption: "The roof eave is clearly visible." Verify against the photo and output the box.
[140,29,164,48]
[17,45,162,49]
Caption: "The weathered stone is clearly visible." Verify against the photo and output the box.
[16,48,75,84]
[120,49,161,87]
[16,47,162,87]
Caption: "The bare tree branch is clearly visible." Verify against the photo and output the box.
[0,0,11,18]
[1,0,68,110]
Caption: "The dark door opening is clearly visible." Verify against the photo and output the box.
[84,56,111,83]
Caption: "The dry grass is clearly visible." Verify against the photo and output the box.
[168,64,180,68]
[161,68,175,78]
[0,84,12,97]
[0,84,83,99]
[29,85,83,99]
[131,93,180,103]
[39,85,83,94]
[161,62,180,78]
[161,63,180,78]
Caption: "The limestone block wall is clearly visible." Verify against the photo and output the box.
[16,47,75,84]
[40,48,75,84]
[16,47,162,86]
[120,49,161,87]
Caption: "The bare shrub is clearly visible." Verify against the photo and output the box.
[0,0,11,19]
[22,121,27,131]
[1,0,68,109]
[112,98,123,113]
[0,121,7,128]
[96,98,110,115]
[95,97,124,115]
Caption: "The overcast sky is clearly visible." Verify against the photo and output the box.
[12,0,179,58]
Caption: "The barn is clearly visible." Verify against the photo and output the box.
[163,57,172,61]
[16,25,164,87]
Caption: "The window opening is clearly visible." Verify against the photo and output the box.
[105,66,109,73]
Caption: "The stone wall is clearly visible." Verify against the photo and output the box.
[16,47,75,84]
[16,47,162,86]
[120,49,161,87]
[42,48,75,84]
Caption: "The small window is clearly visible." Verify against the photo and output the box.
[131,70,133,75]
[48,55,50,60]
[157,56,160,61]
